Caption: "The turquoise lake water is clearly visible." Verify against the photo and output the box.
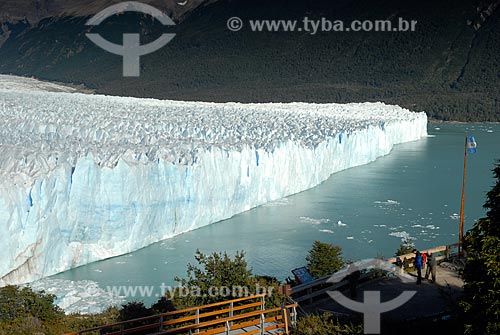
[52,123,500,305]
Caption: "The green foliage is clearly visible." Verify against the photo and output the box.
[173,249,285,309]
[173,249,252,307]
[0,285,120,335]
[395,238,415,256]
[251,275,284,310]
[0,285,63,322]
[293,313,363,335]
[119,301,152,321]
[54,306,120,334]
[306,241,344,279]
[151,296,175,314]
[460,160,500,334]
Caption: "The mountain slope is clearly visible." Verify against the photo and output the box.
[0,0,499,121]
[0,0,214,24]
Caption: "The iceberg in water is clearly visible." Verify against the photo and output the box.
[0,75,427,286]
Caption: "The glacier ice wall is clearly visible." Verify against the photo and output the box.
[0,83,427,285]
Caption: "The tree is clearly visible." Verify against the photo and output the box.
[0,286,63,322]
[173,249,252,307]
[306,241,344,279]
[460,160,500,334]
[0,286,120,335]
[118,301,152,322]
[395,238,414,256]
[173,249,284,309]
[151,297,175,315]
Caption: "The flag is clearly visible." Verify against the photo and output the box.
[467,136,477,154]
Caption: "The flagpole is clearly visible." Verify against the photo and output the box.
[458,132,468,256]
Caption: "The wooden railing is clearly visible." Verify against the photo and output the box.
[291,243,460,304]
[385,243,459,264]
[290,271,377,304]
[63,294,297,335]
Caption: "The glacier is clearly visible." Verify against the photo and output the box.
[0,76,428,286]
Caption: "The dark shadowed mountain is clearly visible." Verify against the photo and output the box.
[0,0,499,121]
[0,0,214,25]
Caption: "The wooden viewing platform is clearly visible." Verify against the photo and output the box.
[63,294,297,335]
[289,243,464,331]
[289,243,460,304]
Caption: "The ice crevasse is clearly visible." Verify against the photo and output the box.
[0,81,428,285]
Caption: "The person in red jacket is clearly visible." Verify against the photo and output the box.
[421,252,427,272]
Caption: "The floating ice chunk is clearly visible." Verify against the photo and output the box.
[374,200,400,205]
[389,231,415,242]
[300,217,330,225]
[25,278,124,315]
[319,229,334,234]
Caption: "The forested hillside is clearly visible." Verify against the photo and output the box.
[0,0,499,121]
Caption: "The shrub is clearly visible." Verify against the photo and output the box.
[119,301,152,321]
[306,241,344,279]
[0,285,63,322]
[173,249,285,309]
[293,313,362,335]
[395,238,414,256]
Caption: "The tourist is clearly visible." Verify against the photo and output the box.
[425,252,437,282]
[395,256,405,275]
[414,251,423,284]
[421,252,427,271]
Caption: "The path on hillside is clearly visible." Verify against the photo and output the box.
[305,262,464,322]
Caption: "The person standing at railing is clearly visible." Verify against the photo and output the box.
[395,256,404,275]
[413,251,423,284]
[425,252,437,283]
[421,252,427,271]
